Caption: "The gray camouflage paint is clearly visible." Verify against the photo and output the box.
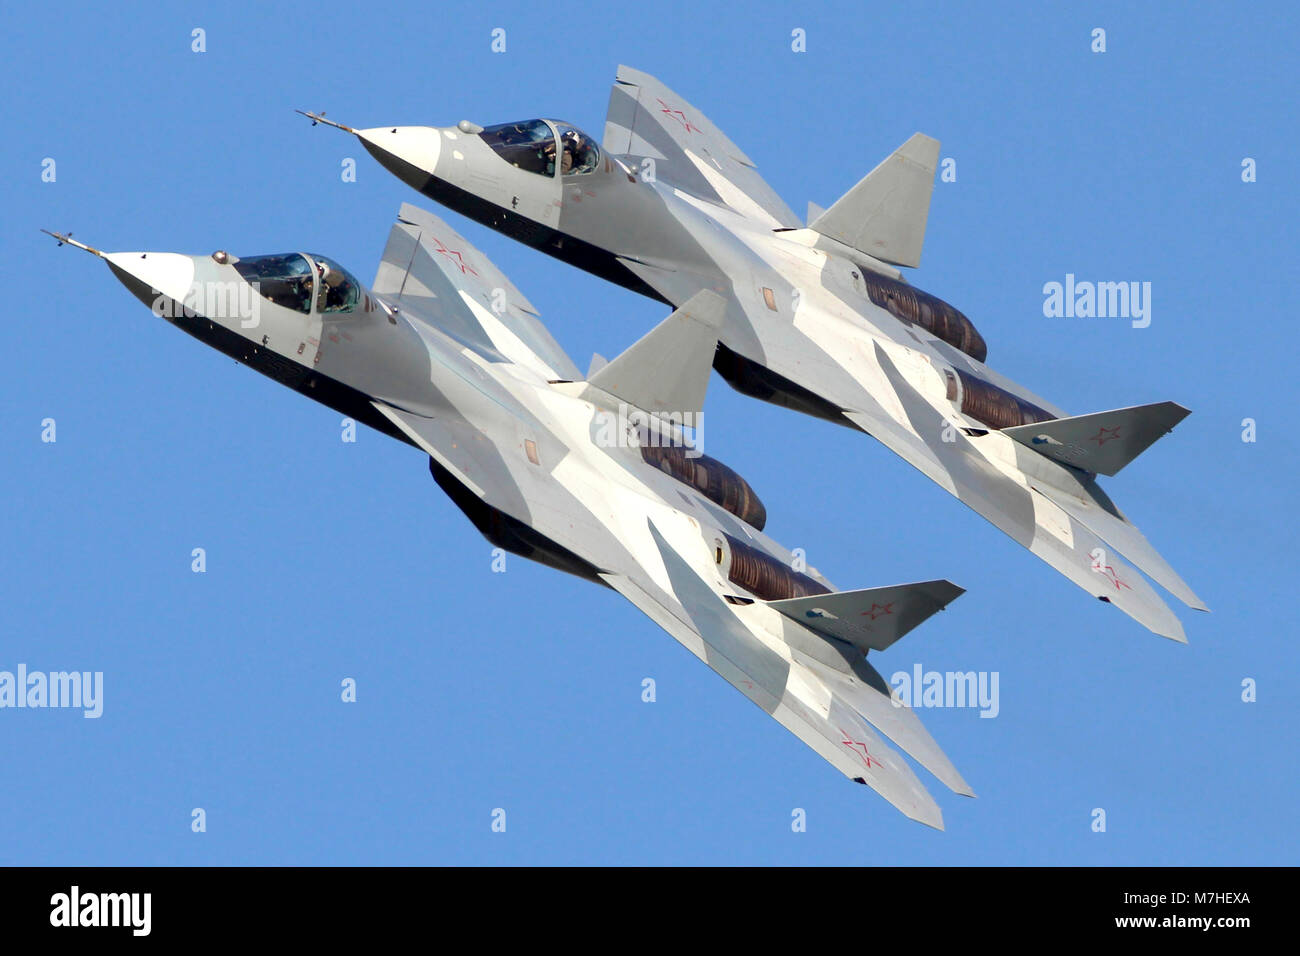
[49,204,970,828]
[312,65,1204,642]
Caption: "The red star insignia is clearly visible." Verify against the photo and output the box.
[431,237,478,277]
[860,602,894,621]
[1090,425,1121,446]
[839,729,882,769]
[656,98,700,133]
[1091,558,1133,592]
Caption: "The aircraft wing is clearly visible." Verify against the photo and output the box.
[602,518,969,829]
[596,259,1197,639]
[371,399,538,522]
[843,341,1191,641]
[603,65,801,229]
[377,390,965,825]
[373,203,581,381]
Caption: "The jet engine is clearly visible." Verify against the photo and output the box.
[858,270,988,362]
[640,442,767,531]
[954,370,1055,430]
[719,533,830,602]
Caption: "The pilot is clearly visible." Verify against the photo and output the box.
[559,130,581,174]
[283,257,313,312]
[291,273,313,312]
[315,260,347,311]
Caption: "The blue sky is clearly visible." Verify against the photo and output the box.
[2,0,1296,864]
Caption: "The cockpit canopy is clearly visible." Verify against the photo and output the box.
[554,122,600,175]
[231,252,362,315]
[478,119,600,177]
[233,253,314,314]
[306,254,361,314]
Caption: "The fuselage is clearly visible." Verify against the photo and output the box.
[101,244,846,621]
[334,118,1220,645]
[353,120,1108,511]
[66,225,974,826]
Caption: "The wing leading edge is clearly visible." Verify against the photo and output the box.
[844,343,1197,641]
[603,519,972,829]
[588,252,1201,637]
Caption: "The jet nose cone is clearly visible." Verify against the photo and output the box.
[103,252,197,312]
[355,125,444,186]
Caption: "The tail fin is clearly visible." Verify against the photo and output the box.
[586,290,725,418]
[1002,401,1191,477]
[603,65,800,228]
[767,580,964,654]
[809,133,940,268]
[372,203,580,381]
[770,580,973,798]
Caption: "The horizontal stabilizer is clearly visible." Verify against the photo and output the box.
[587,290,725,418]
[843,347,1193,642]
[1003,401,1191,477]
[602,545,946,828]
[768,580,964,654]
[810,133,940,268]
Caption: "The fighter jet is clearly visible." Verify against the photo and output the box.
[299,66,1206,642]
[44,204,974,828]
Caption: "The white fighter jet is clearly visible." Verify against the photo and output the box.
[45,205,973,828]
[298,65,1206,642]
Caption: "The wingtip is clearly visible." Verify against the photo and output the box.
[853,774,945,830]
[1163,623,1189,645]
[911,804,945,831]
[949,777,977,799]
[1142,609,1188,644]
